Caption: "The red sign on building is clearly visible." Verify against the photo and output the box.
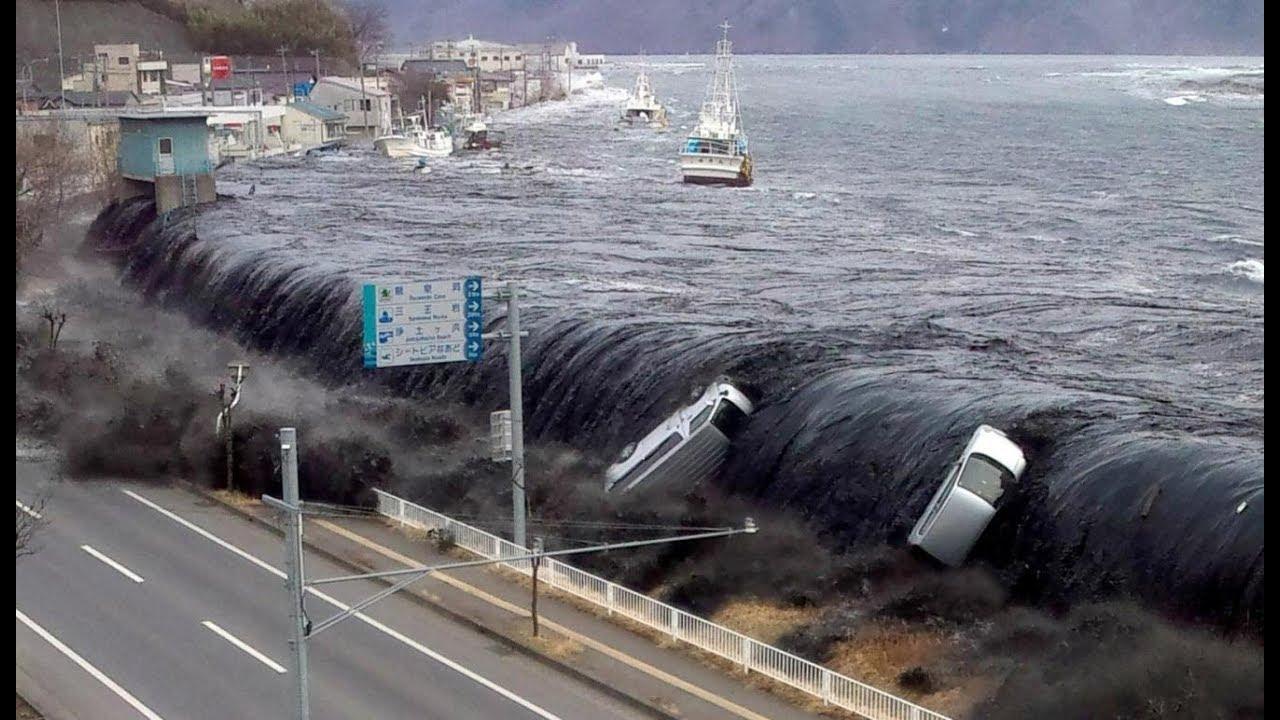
[210,56,232,80]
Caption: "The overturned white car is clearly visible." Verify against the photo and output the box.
[604,381,755,495]
[908,425,1027,567]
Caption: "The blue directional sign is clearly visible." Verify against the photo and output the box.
[362,277,483,368]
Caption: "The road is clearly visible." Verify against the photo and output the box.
[15,461,657,720]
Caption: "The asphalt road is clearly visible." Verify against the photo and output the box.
[15,461,656,720]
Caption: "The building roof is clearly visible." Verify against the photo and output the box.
[44,90,141,108]
[210,77,263,91]
[118,109,215,120]
[316,76,391,96]
[289,100,346,122]
[401,58,470,76]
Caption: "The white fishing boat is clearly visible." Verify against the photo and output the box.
[621,63,667,127]
[678,21,752,187]
[374,113,427,158]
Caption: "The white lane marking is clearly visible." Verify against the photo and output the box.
[81,545,145,583]
[201,621,287,674]
[123,489,563,720]
[16,608,167,720]
[16,499,42,519]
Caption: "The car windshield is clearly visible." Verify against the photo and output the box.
[956,455,1013,505]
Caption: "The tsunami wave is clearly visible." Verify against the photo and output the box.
[87,198,1263,635]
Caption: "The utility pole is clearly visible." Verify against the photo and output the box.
[264,435,758,720]
[216,363,249,491]
[278,45,293,101]
[310,49,320,81]
[506,280,526,549]
[54,0,66,109]
[359,57,370,139]
[279,428,310,720]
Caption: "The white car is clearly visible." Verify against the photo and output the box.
[908,425,1027,567]
[604,381,754,495]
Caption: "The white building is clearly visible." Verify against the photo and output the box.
[281,101,348,151]
[427,36,526,73]
[205,105,288,161]
[307,76,398,137]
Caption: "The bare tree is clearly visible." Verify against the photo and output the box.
[16,493,48,561]
[34,295,68,350]
[345,0,390,60]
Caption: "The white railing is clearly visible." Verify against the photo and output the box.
[373,489,950,720]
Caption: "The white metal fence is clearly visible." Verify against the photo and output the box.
[372,489,951,720]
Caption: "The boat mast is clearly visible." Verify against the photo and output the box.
[702,20,738,137]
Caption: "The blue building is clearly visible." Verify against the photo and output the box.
[117,110,217,212]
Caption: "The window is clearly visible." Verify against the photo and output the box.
[956,455,1013,505]
[158,138,173,154]
[709,401,749,436]
[118,56,130,66]
[481,56,488,61]
[616,433,684,489]
[689,404,714,431]
[515,54,522,61]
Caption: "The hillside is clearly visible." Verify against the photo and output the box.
[16,0,194,87]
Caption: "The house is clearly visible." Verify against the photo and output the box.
[116,110,217,212]
[205,105,288,161]
[209,77,265,106]
[427,37,526,73]
[307,76,398,137]
[282,101,348,151]
[400,58,471,81]
[64,44,171,95]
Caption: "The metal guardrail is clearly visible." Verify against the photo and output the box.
[372,488,951,720]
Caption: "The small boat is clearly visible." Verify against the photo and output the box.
[374,114,427,158]
[420,127,454,157]
[620,62,667,127]
[458,118,505,151]
[678,21,752,187]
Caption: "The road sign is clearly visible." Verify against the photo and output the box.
[362,277,483,368]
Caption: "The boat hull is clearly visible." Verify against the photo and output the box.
[679,152,752,187]
[375,137,418,158]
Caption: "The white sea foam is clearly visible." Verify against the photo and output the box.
[793,191,817,201]
[1226,259,1264,283]
[1209,234,1265,248]
[1163,94,1208,106]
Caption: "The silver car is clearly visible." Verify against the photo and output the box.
[604,381,755,495]
[908,425,1027,567]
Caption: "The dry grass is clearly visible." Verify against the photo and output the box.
[712,599,822,646]
[16,695,42,720]
[210,488,259,508]
[823,619,993,718]
[523,628,585,661]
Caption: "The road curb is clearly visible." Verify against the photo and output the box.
[176,480,678,720]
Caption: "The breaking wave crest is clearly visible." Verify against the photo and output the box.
[88,198,1263,635]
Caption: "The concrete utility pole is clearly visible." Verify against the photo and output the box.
[279,428,310,720]
[506,280,526,549]
[264,436,758,720]
[278,46,293,100]
[359,59,370,138]
[54,0,66,108]
[310,49,321,80]
[216,363,249,491]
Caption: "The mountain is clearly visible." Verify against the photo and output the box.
[383,0,1263,55]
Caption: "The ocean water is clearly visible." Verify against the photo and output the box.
[96,55,1264,630]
